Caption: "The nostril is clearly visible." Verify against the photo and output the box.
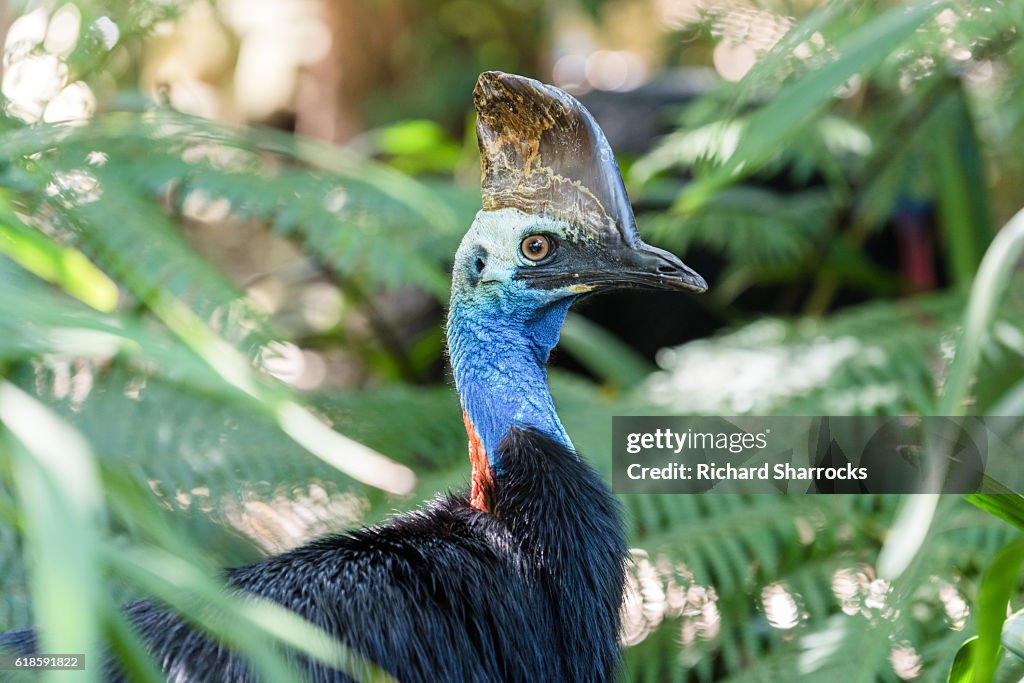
[657,265,678,274]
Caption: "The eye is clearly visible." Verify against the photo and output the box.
[520,234,552,262]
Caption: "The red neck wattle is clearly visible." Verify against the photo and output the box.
[462,410,493,512]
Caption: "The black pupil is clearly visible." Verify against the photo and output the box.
[528,239,544,254]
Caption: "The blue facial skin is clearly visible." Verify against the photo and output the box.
[447,276,578,472]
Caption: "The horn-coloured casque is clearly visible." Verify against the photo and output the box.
[473,71,640,246]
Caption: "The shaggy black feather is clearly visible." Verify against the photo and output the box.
[0,428,627,682]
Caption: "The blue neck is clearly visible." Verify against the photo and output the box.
[447,292,574,471]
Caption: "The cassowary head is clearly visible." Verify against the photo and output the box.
[450,71,706,312]
[447,72,706,493]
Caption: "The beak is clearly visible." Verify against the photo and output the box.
[516,240,708,293]
[604,242,708,292]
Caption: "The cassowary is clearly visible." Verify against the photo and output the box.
[0,71,706,682]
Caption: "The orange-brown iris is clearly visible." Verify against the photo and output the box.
[520,234,551,261]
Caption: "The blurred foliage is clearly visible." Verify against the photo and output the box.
[634,0,1024,316]
[626,1,1024,680]
[0,0,1023,682]
[356,0,551,127]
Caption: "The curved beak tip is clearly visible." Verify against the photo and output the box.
[632,243,708,293]
[680,269,709,293]
[658,267,708,293]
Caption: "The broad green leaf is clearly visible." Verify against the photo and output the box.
[0,218,118,312]
[0,384,105,683]
[878,494,939,580]
[940,206,1024,415]
[973,537,1024,683]
[966,490,1024,533]
[948,636,977,683]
